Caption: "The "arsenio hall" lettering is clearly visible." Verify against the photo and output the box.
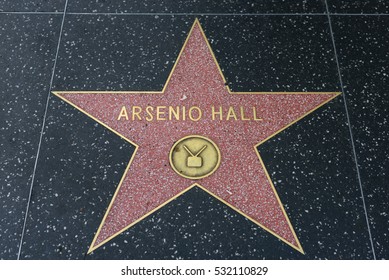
[117,105,263,122]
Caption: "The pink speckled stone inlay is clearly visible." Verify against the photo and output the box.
[58,21,338,252]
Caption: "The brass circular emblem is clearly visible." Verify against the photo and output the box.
[169,135,221,180]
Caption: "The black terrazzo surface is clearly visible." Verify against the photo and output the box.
[327,0,389,14]
[200,16,339,92]
[53,15,339,92]
[0,14,61,259]
[19,97,134,259]
[0,1,65,12]
[53,16,191,91]
[0,1,388,260]
[332,16,389,260]
[259,100,373,259]
[67,0,326,14]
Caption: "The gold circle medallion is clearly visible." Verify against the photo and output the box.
[169,135,221,180]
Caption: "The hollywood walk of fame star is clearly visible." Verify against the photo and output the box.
[53,19,340,254]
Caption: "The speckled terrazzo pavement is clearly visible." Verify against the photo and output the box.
[0,1,388,260]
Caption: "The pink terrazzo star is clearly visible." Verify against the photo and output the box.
[54,19,339,254]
